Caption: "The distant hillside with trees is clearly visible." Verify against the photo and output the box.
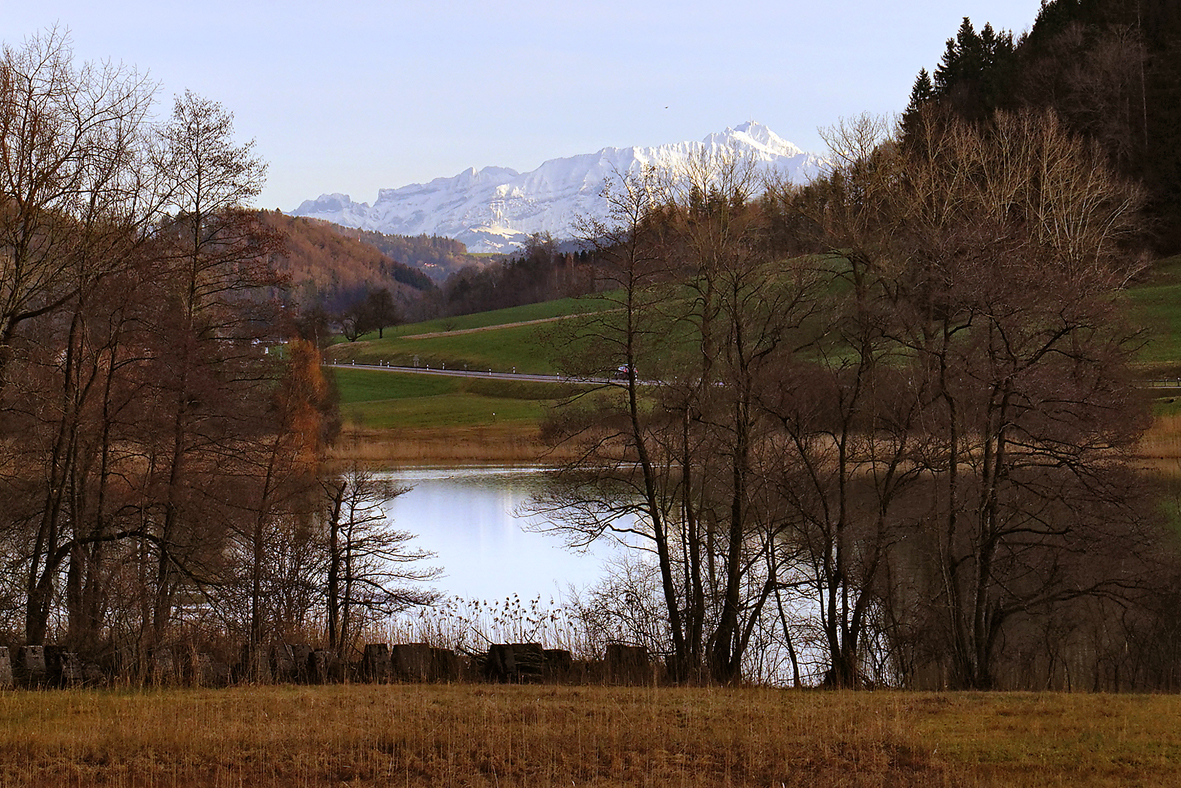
[328,226,487,282]
[260,211,435,313]
[437,233,601,317]
[256,211,603,332]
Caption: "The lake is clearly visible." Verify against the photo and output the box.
[380,466,628,603]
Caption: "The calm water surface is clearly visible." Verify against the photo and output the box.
[380,467,627,602]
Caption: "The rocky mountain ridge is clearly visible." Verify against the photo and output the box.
[291,122,826,253]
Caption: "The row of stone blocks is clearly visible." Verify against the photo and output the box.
[259,643,467,684]
[0,644,466,688]
[0,642,657,688]
[263,643,654,685]
[0,646,100,689]
[481,643,656,685]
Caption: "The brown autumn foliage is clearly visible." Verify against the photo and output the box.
[257,211,435,314]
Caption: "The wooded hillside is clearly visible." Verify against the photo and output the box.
[259,211,436,313]
[907,0,1181,250]
[328,226,486,282]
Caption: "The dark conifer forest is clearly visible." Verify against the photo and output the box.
[906,0,1181,250]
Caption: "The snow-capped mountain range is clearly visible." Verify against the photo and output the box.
[290,122,826,254]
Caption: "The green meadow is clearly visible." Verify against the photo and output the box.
[330,367,587,430]
[385,294,618,336]
[325,295,619,375]
[328,255,1181,433]
[1127,254,1181,376]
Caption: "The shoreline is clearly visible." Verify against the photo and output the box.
[326,424,576,466]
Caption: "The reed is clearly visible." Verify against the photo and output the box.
[326,426,577,466]
[1140,412,1181,465]
[383,595,592,658]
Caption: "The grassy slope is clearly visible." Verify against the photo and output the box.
[325,293,618,436]
[388,294,617,336]
[1127,254,1181,375]
[326,300,608,375]
[335,323,560,375]
[330,367,586,430]
[4,685,1180,787]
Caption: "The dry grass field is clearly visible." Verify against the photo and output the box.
[0,684,1179,787]
[325,424,575,466]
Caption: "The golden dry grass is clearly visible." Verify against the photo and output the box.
[325,425,577,466]
[0,685,1179,787]
[1139,412,1181,470]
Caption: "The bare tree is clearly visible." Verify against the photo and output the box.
[909,110,1147,689]
[0,30,167,646]
[322,466,439,655]
[138,90,283,650]
[0,28,159,391]
[541,159,822,683]
[794,107,1151,689]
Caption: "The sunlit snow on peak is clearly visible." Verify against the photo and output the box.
[290,124,826,253]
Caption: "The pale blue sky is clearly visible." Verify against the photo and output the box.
[8,1,1043,212]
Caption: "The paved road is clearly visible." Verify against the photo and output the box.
[330,363,1181,393]
[324,362,613,385]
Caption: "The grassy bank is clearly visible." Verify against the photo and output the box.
[326,367,600,463]
[1,684,1178,786]
[331,367,580,425]
[326,424,577,465]
[332,368,569,430]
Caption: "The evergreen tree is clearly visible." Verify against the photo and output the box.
[905,68,935,115]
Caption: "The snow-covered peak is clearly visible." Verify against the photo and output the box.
[707,121,805,159]
[293,192,364,214]
[291,123,825,253]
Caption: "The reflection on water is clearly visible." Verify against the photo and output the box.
[379,467,625,602]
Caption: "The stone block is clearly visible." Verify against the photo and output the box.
[605,643,651,686]
[392,643,433,682]
[542,648,573,682]
[363,643,392,682]
[0,647,12,689]
[486,643,544,683]
[81,661,105,687]
[430,647,463,682]
[290,644,314,683]
[309,649,336,684]
[45,647,83,687]
[271,644,296,682]
[237,644,272,683]
[17,646,47,687]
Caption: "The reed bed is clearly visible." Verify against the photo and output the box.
[383,595,592,658]
[1140,411,1181,468]
[0,685,1178,787]
[326,425,577,466]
